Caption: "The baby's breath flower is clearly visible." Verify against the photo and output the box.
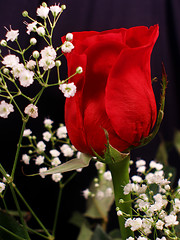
[136,159,146,168]
[5,28,19,42]
[30,38,37,45]
[56,125,67,139]
[50,149,60,157]
[39,167,47,178]
[44,118,53,127]
[19,69,34,87]
[55,60,61,67]
[96,190,105,200]
[26,60,36,70]
[22,154,30,164]
[36,27,46,36]
[24,104,38,118]
[33,50,40,59]
[103,171,112,181]
[0,101,14,118]
[36,141,46,153]
[117,210,123,216]
[52,173,63,182]
[35,156,44,165]
[40,46,57,59]
[0,39,7,46]
[82,188,90,199]
[51,157,61,166]
[66,33,73,41]
[22,11,28,17]
[36,5,49,18]
[59,82,77,98]
[156,219,164,230]
[50,4,62,17]
[164,214,179,227]
[42,131,51,142]
[11,63,25,78]
[60,144,74,157]
[61,41,74,53]
[132,175,142,183]
[0,182,6,193]
[95,161,104,170]
[2,54,20,68]
[26,22,37,35]
[76,66,83,74]
[23,129,32,137]
[39,57,55,70]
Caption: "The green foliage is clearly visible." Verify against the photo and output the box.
[0,211,27,240]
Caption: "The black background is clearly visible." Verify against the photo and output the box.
[0,0,180,239]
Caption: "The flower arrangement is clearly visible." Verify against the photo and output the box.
[0,2,179,240]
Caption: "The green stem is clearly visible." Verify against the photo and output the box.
[11,120,27,179]
[9,184,30,240]
[0,226,26,240]
[108,155,134,240]
[52,183,63,236]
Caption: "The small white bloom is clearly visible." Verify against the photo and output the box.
[137,166,146,173]
[0,182,6,193]
[44,118,53,127]
[35,156,44,165]
[66,33,73,41]
[126,238,135,240]
[37,5,49,18]
[95,161,104,170]
[52,173,63,182]
[43,131,51,142]
[11,63,25,78]
[82,188,90,199]
[39,167,47,178]
[131,175,142,183]
[50,149,60,157]
[137,237,148,240]
[19,69,34,87]
[76,66,83,74]
[6,28,19,41]
[26,60,36,70]
[61,41,74,53]
[40,46,56,60]
[0,39,7,46]
[33,50,40,59]
[50,4,62,16]
[36,27,45,36]
[26,22,37,35]
[2,54,20,68]
[36,141,46,153]
[136,159,146,168]
[0,101,14,118]
[60,144,74,157]
[39,57,55,70]
[128,218,142,231]
[156,219,164,230]
[156,237,166,240]
[23,129,32,137]
[103,171,112,181]
[59,82,77,98]
[56,125,67,139]
[117,210,123,216]
[165,214,179,227]
[51,157,61,166]
[24,104,38,118]
[22,154,30,164]
[76,168,82,172]
[30,38,37,45]
[124,183,132,195]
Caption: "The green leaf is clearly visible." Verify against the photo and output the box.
[91,225,112,240]
[77,223,93,240]
[0,211,27,240]
[69,211,89,228]
[109,229,121,239]
[85,176,114,219]
[43,153,92,175]
[174,130,180,155]
[155,142,168,165]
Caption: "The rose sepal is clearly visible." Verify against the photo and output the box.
[129,63,167,151]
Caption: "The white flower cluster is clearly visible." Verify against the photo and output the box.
[21,119,80,183]
[122,159,180,240]
[82,162,113,200]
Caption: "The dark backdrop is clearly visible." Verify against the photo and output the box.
[0,0,180,239]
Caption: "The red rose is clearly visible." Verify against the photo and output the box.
[62,25,159,156]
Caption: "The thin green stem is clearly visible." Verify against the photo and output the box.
[11,120,27,179]
[108,155,134,240]
[14,186,52,238]
[0,226,26,240]
[9,184,30,240]
[52,183,63,236]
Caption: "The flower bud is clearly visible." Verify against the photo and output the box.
[0,39,7,47]
[3,68,9,75]
[76,66,83,74]
[42,2,47,7]
[55,60,61,67]
[33,50,39,59]
[66,33,73,41]
[30,38,37,45]
[28,150,33,154]
[22,11,28,17]
[61,5,66,10]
